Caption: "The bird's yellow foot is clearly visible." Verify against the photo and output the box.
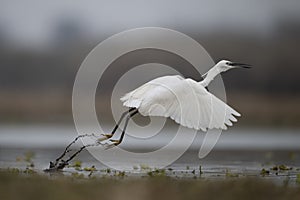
[97,134,113,142]
[109,139,121,146]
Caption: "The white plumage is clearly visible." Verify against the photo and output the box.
[120,60,250,132]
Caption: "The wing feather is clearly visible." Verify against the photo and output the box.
[120,75,240,131]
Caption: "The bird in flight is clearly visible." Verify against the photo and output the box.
[100,60,251,146]
[47,60,251,170]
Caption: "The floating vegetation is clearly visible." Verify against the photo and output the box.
[147,169,166,177]
[271,164,292,171]
[5,164,36,175]
[83,166,97,178]
[225,169,239,178]
[72,160,82,168]
[116,171,126,178]
[260,168,270,176]
[70,160,82,171]
[278,165,291,171]
[83,165,96,172]
[23,168,36,174]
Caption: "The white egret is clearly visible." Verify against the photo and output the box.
[100,60,251,146]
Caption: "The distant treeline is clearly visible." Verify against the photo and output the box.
[0,28,299,95]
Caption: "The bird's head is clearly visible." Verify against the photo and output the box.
[216,60,251,73]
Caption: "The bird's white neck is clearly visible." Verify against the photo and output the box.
[199,65,221,87]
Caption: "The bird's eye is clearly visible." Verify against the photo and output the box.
[226,62,232,66]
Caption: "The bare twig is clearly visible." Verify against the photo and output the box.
[65,143,97,164]
[46,134,97,171]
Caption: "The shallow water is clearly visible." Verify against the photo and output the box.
[0,125,300,185]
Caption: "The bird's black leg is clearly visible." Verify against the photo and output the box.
[99,107,137,141]
[111,107,137,136]
[110,109,138,145]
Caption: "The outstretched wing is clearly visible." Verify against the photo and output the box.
[120,75,240,131]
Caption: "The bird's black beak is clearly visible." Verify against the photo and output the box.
[229,62,252,69]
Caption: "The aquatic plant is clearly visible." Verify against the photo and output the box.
[260,168,270,176]
[147,169,166,177]
[225,169,239,178]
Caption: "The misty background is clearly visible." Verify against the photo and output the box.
[0,0,299,128]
